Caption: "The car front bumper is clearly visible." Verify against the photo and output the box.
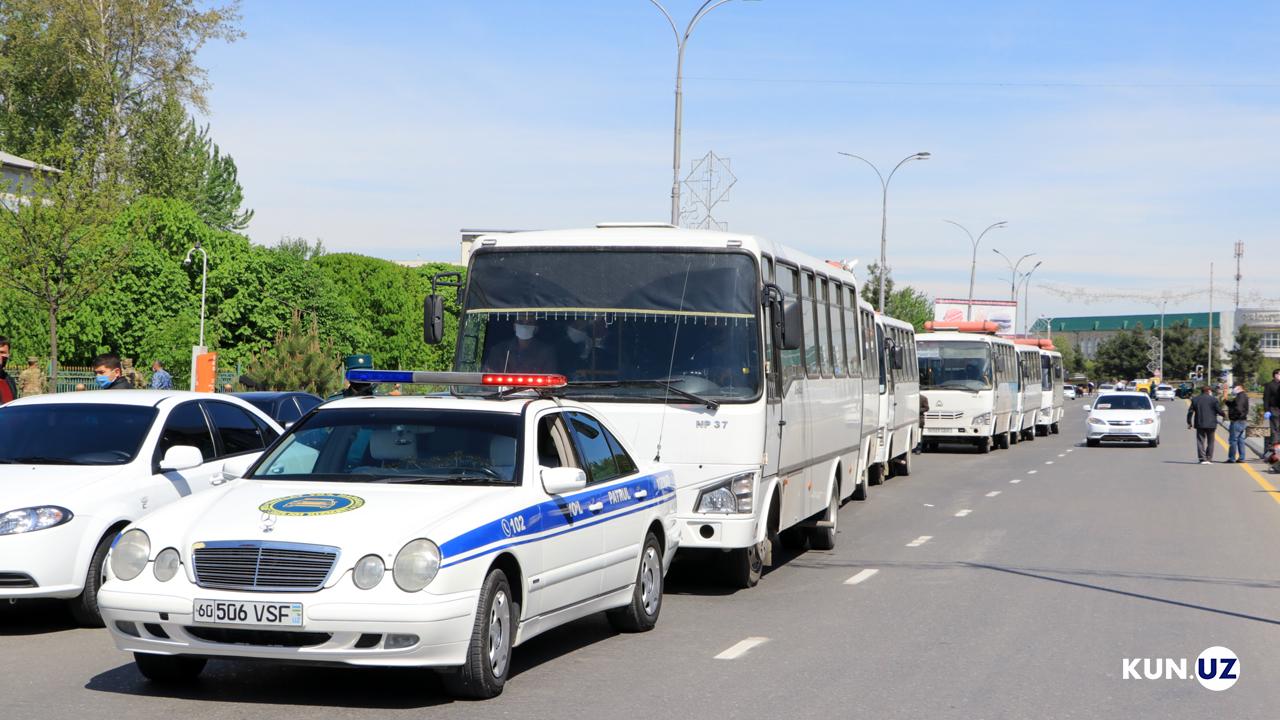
[1086,426,1159,441]
[0,523,88,600]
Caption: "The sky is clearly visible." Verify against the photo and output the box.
[194,1,1280,322]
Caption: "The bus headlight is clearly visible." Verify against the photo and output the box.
[696,473,755,514]
[971,412,992,427]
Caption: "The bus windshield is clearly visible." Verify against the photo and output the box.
[455,250,761,402]
[917,340,993,391]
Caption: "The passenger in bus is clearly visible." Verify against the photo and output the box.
[484,319,557,373]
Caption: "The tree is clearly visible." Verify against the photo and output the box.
[1227,324,1264,387]
[1054,336,1087,375]
[1092,324,1150,380]
[0,144,128,381]
[243,311,342,397]
[859,263,934,330]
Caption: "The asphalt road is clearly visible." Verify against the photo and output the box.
[4,401,1279,719]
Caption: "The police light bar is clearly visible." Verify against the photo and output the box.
[346,369,567,388]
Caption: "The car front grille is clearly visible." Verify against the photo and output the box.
[925,411,964,420]
[192,541,339,592]
[185,626,332,647]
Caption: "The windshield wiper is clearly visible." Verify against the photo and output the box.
[369,474,502,485]
[571,379,720,410]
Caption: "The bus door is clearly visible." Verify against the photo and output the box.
[876,322,892,459]
[769,264,809,530]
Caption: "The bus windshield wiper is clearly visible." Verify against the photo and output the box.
[571,379,720,410]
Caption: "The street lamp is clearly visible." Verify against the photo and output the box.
[838,151,931,312]
[1017,261,1043,336]
[182,241,208,391]
[943,220,1006,321]
[650,0,757,226]
[992,247,1036,302]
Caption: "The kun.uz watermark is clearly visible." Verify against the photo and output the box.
[1122,646,1239,691]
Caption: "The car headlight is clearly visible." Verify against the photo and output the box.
[695,472,755,514]
[0,506,73,535]
[1088,417,1108,426]
[153,547,181,582]
[1138,418,1155,425]
[393,539,440,592]
[971,412,992,427]
[111,529,150,581]
[353,554,386,590]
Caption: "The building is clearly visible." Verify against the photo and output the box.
[1235,307,1280,361]
[1032,312,1221,360]
[1,150,58,210]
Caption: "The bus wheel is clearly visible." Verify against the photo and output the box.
[894,449,913,477]
[868,463,885,487]
[851,470,869,501]
[1050,422,1060,435]
[995,430,1010,450]
[978,436,992,454]
[808,487,838,551]
[727,539,766,588]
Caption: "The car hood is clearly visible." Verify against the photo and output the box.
[0,464,131,512]
[136,480,510,554]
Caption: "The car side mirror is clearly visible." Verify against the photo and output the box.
[541,466,587,495]
[1082,405,1092,411]
[219,455,257,483]
[159,445,204,472]
[424,294,445,345]
[1156,406,1166,413]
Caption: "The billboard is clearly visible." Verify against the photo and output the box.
[933,298,1018,334]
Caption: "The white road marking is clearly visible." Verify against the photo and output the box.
[1058,453,1066,457]
[1027,470,1038,474]
[985,491,1001,497]
[844,569,880,585]
[906,535,933,547]
[923,503,935,507]
[1066,449,1074,453]
[715,637,769,660]
[1010,478,1022,484]
[1045,461,1055,465]
[954,509,972,517]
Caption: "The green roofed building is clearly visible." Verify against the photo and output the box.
[1029,312,1222,360]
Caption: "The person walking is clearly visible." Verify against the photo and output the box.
[1264,368,1280,448]
[18,356,46,396]
[0,337,16,403]
[150,360,172,390]
[1187,386,1225,464]
[92,354,135,390]
[1226,383,1249,463]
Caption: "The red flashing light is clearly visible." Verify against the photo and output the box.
[481,373,568,388]
[923,320,1000,334]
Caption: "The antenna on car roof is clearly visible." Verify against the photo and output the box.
[653,260,694,463]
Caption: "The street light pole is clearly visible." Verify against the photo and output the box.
[943,220,1006,320]
[183,242,208,391]
[1017,261,1042,336]
[650,0,748,226]
[839,151,931,312]
[992,247,1036,302]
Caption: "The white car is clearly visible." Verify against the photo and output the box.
[1154,384,1176,401]
[1063,385,1077,400]
[0,391,282,625]
[99,375,678,699]
[1084,392,1164,447]
[1098,383,1117,393]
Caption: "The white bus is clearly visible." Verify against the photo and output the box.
[1013,343,1043,443]
[916,323,1019,453]
[1036,348,1065,435]
[432,224,874,588]
[870,313,921,478]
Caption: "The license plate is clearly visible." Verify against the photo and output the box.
[927,428,956,434]
[194,599,303,626]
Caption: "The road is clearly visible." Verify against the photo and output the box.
[4,403,1279,718]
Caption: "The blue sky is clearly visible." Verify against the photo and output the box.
[196,1,1280,320]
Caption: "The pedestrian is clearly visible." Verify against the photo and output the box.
[150,360,172,390]
[18,356,45,396]
[92,354,135,390]
[1226,383,1249,464]
[915,395,929,453]
[0,337,16,403]
[121,357,145,388]
[1186,386,1225,464]
[1264,368,1280,448]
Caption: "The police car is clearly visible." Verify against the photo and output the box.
[98,371,678,699]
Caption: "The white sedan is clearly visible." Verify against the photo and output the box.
[1154,384,1176,401]
[0,391,282,625]
[1063,385,1077,400]
[1084,392,1165,447]
[99,385,678,699]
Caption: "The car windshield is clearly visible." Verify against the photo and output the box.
[1092,395,1153,411]
[0,404,158,465]
[1157,385,1173,391]
[917,340,992,391]
[249,408,521,485]
[454,250,761,402]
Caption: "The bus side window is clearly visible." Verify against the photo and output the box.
[816,277,832,377]
[831,284,846,378]
[777,264,803,386]
[802,270,819,379]
[762,255,777,401]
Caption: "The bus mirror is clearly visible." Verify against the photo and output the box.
[779,297,803,351]
[892,346,906,369]
[424,295,444,344]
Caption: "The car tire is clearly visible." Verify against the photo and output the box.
[443,568,516,699]
[1149,438,1160,448]
[807,486,838,551]
[607,533,663,633]
[1086,438,1100,447]
[133,653,207,683]
[68,531,116,628]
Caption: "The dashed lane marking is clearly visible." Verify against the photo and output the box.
[985,491,1002,497]
[1027,470,1038,475]
[906,535,933,547]
[715,637,769,660]
[954,509,972,517]
[1010,478,1022,484]
[1058,453,1066,457]
[1046,461,1055,465]
[844,569,880,585]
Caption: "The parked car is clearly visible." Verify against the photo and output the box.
[1063,385,1077,400]
[100,378,678,698]
[1084,392,1164,447]
[0,391,282,625]
[1154,384,1176,401]
[231,391,322,427]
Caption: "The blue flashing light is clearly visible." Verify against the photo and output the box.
[347,369,414,384]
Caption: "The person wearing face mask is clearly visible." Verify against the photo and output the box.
[484,319,557,373]
[0,337,16,403]
[92,353,135,390]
